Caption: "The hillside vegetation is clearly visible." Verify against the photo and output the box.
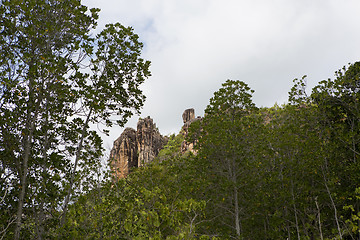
[60,62,360,239]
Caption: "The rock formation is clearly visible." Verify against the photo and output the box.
[110,110,203,179]
[182,108,195,124]
[109,128,137,179]
[109,117,167,179]
[181,108,202,153]
[137,117,167,166]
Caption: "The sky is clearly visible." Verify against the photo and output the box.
[83,0,360,152]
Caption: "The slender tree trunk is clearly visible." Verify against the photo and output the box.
[36,99,50,240]
[234,185,241,238]
[322,167,342,239]
[315,197,324,240]
[291,181,301,240]
[14,151,29,240]
[14,115,36,240]
[227,155,241,238]
[14,79,40,239]
[0,217,16,240]
[286,218,291,240]
[61,108,93,225]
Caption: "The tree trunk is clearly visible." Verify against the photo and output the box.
[36,100,51,240]
[14,115,36,240]
[61,108,93,225]
[322,167,342,239]
[315,196,324,240]
[291,180,301,240]
[14,79,40,239]
[234,185,241,238]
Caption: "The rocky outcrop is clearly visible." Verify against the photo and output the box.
[181,108,202,153]
[137,117,167,166]
[182,108,195,124]
[110,110,203,179]
[109,128,137,179]
[109,117,167,179]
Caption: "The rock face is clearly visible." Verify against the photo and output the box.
[181,108,202,153]
[137,117,166,166]
[182,108,195,124]
[109,117,167,179]
[109,128,137,179]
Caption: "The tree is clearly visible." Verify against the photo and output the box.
[185,76,350,239]
[188,80,262,238]
[261,103,328,239]
[311,62,360,239]
[0,0,150,238]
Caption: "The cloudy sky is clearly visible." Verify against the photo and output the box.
[83,0,360,151]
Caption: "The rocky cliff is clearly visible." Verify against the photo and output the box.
[109,117,168,179]
[109,109,202,179]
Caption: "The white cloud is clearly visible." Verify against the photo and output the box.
[83,0,360,148]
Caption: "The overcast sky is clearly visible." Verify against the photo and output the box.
[83,0,360,151]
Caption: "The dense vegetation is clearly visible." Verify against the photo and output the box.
[1,0,360,239]
[55,63,360,239]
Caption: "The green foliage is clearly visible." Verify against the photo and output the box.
[183,69,360,239]
[288,75,309,104]
[60,158,211,239]
[343,187,360,235]
[0,0,150,239]
[156,133,184,161]
[58,62,360,239]
[190,80,266,238]
[310,62,360,239]
[205,79,257,117]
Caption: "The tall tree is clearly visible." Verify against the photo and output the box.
[0,0,150,238]
[312,62,360,239]
[190,80,262,238]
